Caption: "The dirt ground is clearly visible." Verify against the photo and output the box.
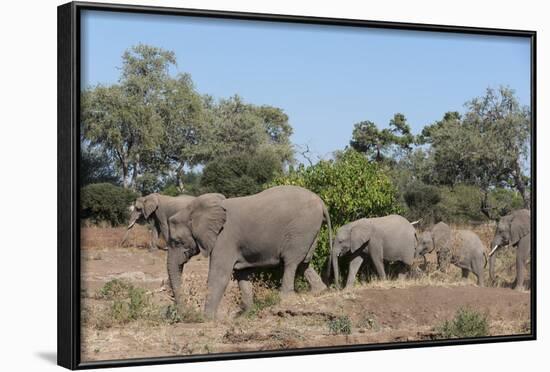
[80,225,531,362]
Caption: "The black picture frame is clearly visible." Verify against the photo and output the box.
[58,1,537,369]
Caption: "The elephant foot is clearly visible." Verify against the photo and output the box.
[343,283,355,291]
[309,283,327,294]
[279,290,297,301]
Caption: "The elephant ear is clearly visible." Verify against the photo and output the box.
[350,223,374,253]
[510,209,531,245]
[143,194,159,218]
[168,212,195,251]
[190,193,227,257]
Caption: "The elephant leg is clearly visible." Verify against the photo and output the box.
[158,221,169,250]
[302,236,326,293]
[234,269,254,312]
[397,262,410,280]
[472,258,484,287]
[167,246,185,304]
[475,271,484,287]
[281,262,299,294]
[345,254,364,289]
[514,237,530,291]
[149,226,159,252]
[204,257,234,320]
[369,248,386,280]
[304,264,327,293]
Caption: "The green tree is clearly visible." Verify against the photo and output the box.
[81,44,173,188]
[350,113,415,162]
[80,144,119,186]
[157,74,213,189]
[201,149,283,197]
[421,87,531,208]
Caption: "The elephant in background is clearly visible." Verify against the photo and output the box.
[420,221,453,272]
[167,185,332,319]
[329,215,417,289]
[419,229,487,286]
[122,193,195,251]
[489,209,531,290]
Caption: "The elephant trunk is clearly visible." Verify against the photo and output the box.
[331,247,340,289]
[489,247,498,282]
[127,210,141,230]
[167,246,186,305]
[120,211,142,246]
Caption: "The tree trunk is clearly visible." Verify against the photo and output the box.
[121,162,129,189]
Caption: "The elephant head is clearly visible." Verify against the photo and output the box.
[127,194,160,229]
[119,194,161,246]
[166,193,226,304]
[489,209,530,281]
[330,221,375,289]
[417,231,435,258]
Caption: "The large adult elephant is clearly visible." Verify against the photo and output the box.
[488,209,531,290]
[167,185,332,319]
[122,193,195,251]
[328,215,417,289]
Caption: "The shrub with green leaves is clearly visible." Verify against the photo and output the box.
[95,279,162,326]
[270,149,401,271]
[163,303,204,324]
[437,307,489,338]
[80,183,138,226]
[327,315,352,335]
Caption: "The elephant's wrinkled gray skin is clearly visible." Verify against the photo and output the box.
[489,209,531,290]
[416,222,452,272]
[124,193,196,251]
[330,215,416,289]
[419,229,487,286]
[167,186,332,319]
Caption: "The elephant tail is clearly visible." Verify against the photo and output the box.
[322,202,333,280]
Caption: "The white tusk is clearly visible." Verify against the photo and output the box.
[411,219,422,225]
[488,244,499,257]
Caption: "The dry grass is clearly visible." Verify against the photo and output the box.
[82,225,153,250]
[80,224,531,362]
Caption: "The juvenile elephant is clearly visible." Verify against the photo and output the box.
[489,209,531,290]
[416,222,453,272]
[419,229,487,286]
[329,215,417,289]
[123,193,195,251]
[167,185,332,319]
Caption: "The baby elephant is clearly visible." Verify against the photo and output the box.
[329,215,417,289]
[419,228,487,286]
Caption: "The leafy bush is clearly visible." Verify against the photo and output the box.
[436,307,489,338]
[163,303,204,324]
[270,149,401,271]
[327,315,352,335]
[80,183,138,226]
[94,280,162,326]
[96,279,133,300]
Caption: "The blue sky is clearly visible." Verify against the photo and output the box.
[81,10,531,163]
